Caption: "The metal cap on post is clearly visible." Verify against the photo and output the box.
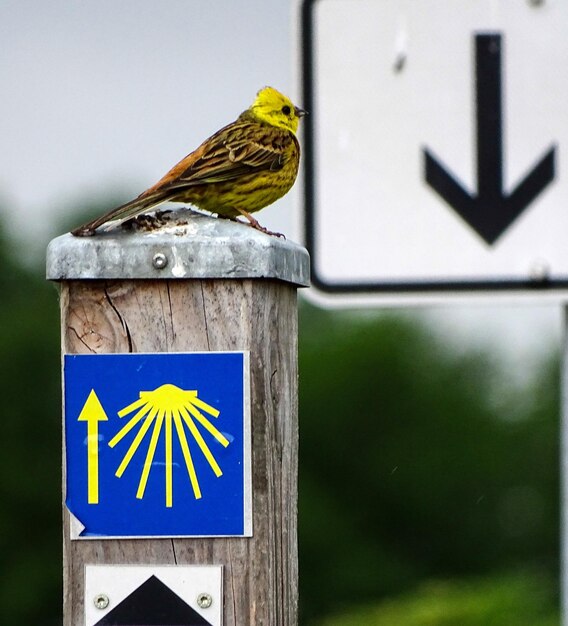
[47,212,309,626]
[47,211,310,285]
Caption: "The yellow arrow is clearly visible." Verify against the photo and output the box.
[77,389,108,504]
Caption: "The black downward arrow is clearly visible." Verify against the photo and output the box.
[424,33,556,245]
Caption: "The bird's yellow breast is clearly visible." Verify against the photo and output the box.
[174,135,300,217]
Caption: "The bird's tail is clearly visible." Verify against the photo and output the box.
[71,191,170,237]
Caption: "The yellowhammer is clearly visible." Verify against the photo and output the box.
[71,86,306,237]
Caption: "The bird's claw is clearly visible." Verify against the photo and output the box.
[243,215,285,239]
[250,223,285,239]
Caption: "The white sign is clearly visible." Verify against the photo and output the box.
[299,0,568,303]
[85,564,222,625]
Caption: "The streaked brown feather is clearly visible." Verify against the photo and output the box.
[149,121,291,192]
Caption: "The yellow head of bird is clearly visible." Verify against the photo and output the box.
[249,86,306,133]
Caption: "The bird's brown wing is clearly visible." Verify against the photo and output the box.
[141,121,291,196]
[71,121,293,236]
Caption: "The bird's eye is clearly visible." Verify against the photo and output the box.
[281,105,291,116]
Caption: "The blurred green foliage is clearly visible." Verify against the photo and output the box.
[0,219,61,624]
[316,573,558,626]
[0,207,561,624]
[299,304,559,623]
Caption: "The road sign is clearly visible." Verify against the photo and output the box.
[300,0,568,302]
[85,565,222,626]
[64,352,251,538]
[424,33,555,246]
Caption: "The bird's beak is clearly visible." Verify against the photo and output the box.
[295,106,308,117]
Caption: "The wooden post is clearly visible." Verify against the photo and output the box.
[47,212,309,626]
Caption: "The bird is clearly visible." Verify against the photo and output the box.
[71,86,306,237]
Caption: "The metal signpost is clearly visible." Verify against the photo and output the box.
[299,0,568,621]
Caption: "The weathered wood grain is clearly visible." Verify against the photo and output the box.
[61,278,298,625]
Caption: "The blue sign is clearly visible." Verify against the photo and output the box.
[64,352,251,538]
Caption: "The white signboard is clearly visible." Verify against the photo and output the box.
[299,0,568,303]
[85,564,222,625]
